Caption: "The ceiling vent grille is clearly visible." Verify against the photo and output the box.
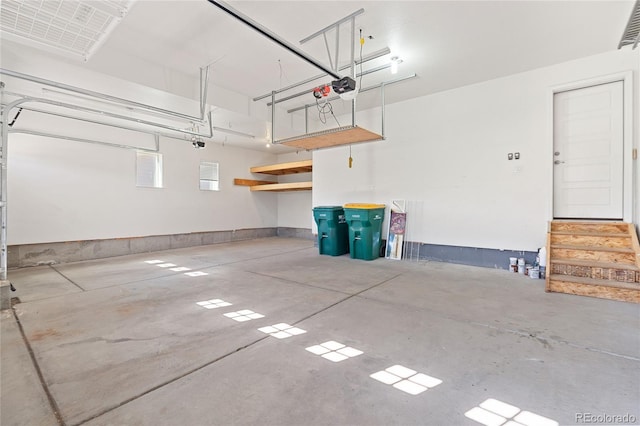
[619,0,640,49]
[0,0,135,60]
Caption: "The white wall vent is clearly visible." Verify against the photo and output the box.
[619,0,640,49]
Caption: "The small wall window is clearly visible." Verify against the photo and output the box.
[136,151,163,188]
[200,161,219,191]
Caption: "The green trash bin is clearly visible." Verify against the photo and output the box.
[344,203,386,260]
[313,206,349,256]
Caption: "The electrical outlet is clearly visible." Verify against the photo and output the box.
[507,153,513,160]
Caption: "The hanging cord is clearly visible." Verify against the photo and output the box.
[359,30,365,91]
[348,144,353,168]
[316,97,340,127]
[278,59,286,89]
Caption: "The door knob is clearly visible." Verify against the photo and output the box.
[554,160,565,165]
[554,151,561,156]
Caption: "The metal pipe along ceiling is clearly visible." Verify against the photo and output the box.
[206,0,341,80]
[2,93,214,139]
[0,67,211,124]
[253,47,391,101]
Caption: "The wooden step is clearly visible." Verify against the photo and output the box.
[550,259,640,283]
[550,245,636,265]
[551,221,628,234]
[550,232,631,248]
[547,274,640,303]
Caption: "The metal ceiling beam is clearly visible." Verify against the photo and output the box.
[0,68,208,123]
[253,47,390,102]
[299,9,365,44]
[206,0,340,80]
[286,73,418,114]
[266,63,392,107]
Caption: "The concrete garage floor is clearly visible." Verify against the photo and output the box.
[1,237,639,426]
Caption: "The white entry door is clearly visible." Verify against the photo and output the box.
[553,81,624,219]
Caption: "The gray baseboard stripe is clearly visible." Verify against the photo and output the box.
[8,228,310,268]
[400,241,537,270]
[276,227,314,240]
[9,231,534,271]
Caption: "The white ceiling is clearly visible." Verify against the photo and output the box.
[3,0,636,152]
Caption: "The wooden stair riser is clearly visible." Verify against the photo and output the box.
[551,222,628,234]
[547,280,640,303]
[550,234,631,248]
[550,247,636,264]
[550,263,640,283]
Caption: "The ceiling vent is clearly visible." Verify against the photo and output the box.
[619,0,640,49]
[0,0,135,60]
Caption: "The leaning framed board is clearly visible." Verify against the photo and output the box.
[386,200,407,260]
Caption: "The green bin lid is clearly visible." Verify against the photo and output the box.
[314,206,344,210]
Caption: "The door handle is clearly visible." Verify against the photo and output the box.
[554,160,565,165]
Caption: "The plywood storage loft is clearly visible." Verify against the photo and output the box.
[234,159,313,192]
[246,6,414,151]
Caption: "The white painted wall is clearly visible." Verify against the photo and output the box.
[275,151,313,229]
[9,131,277,245]
[2,41,280,245]
[313,49,639,252]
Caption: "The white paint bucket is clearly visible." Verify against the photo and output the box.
[518,258,525,274]
[530,268,540,279]
[509,257,518,272]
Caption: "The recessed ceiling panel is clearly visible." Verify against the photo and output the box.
[0,0,135,60]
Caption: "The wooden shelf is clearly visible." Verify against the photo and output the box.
[233,178,277,187]
[250,159,312,175]
[237,160,312,192]
[249,181,312,192]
